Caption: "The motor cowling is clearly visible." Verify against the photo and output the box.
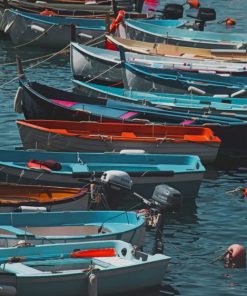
[100,170,133,209]
[162,4,184,20]
[196,8,216,22]
[149,184,182,212]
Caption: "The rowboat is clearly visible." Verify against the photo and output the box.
[73,80,247,119]
[123,19,247,49]
[15,79,247,160]
[0,150,205,199]
[0,183,88,212]
[0,240,170,296]
[71,42,247,85]
[0,0,135,16]
[0,211,145,247]
[106,35,247,62]
[16,119,220,163]
[2,9,107,48]
[122,61,247,96]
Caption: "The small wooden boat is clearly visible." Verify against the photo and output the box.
[0,210,145,247]
[123,19,247,49]
[0,183,88,212]
[122,61,247,96]
[1,0,135,17]
[2,9,106,48]
[71,42,247,85]
[106,35,247,62]
[0,240,170,296]
[73,80,247,119]
[0,150,205,199]
[16,119,221,163]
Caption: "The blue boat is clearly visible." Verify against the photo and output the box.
[0,240,170,296]
[0,149,205,199]
[122,61,247,96]
[2,9,107,48]
[0,211,145,247]
[73,80,247,119]
[124,19,247,49]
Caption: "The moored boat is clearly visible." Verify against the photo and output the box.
[16,120,220,163]
[0,210,145,247]
[0,149,205,199]
[106,35,247,62]
[0,183,88,212]
[123,19,247,49]
[0,240,170,296]
[71,42,247,85]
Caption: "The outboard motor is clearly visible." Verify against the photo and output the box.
[149,184,182,212]
[138,184,183,254]
[162,4,184,20]
[188,7,216,31]
[99,170,133,210]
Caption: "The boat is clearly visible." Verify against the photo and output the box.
[106,35,247,62]
[122,19,247,49]
[121,60,247,96]
[72,80,247,119]
[16,119,220,163]
[0,183,89,212]
[0,210,145,247]
[2,9,107,48]
[0,0,136,17]
[0,149,205,199]
[15,79,247,160]
[0,240,170,296]
[71,42,247,85]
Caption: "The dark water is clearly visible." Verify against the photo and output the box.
[1,0,247,295]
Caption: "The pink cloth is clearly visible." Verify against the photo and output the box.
[52,99,77,108]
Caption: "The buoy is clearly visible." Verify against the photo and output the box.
[225,18,236,26]
[224,244,246,268]
[243,188,247,197]
[186,0,200,9]
[88,273,97,296]
[109,10,126,33]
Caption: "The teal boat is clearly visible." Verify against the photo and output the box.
[124,19,247,49]
[0,149,205,199]
[0,240,170,296]
[0,211,145,247]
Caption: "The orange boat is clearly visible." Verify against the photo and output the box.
[0,183,88,212]
[17,120,221,163]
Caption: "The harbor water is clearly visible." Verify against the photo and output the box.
[1,0,247,295]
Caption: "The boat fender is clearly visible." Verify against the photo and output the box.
[224,244,246,268]
[40,9,58,16]
[13,86,23,113]
[30,24,45,33]
[120,149,146,154]
[88,273,97,296]
[15,206,47,212]
[188,86,206,95]
[109,10,126,33]
[4,20,14,34]
[0,285,16,296]
[230,89,247,98]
